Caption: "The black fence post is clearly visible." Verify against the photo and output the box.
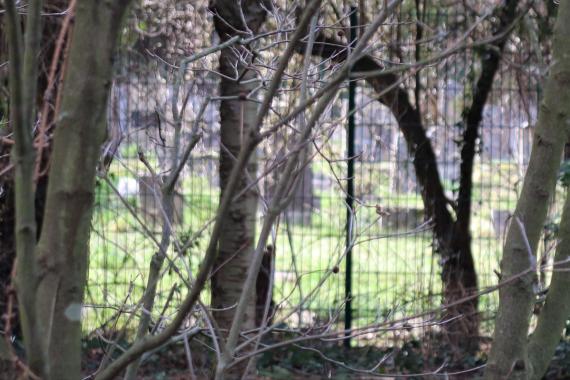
[344,5,358,348]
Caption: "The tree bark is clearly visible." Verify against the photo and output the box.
[444,0,520,351]
[212,45,259,337]
[527,189,570,379]
[484,2,570,378]
[7,1,133,378]
[0,0,71,346]
[209,1,269,377]
[255,245,275,327]
[6,0,44,373]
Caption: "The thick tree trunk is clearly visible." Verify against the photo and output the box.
[209,1,268,378]
[484,2,570,378]
[6,1,132,378]
[442,227,478,349]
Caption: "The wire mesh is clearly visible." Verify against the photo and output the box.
[85,3,546,348]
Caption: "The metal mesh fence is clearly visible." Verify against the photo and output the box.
[85,3,547,346]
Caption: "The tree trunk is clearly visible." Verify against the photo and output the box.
[255,245,275,327]
[441,226,478,350]
[0,0,68,345]
[212,46,259,338]
[527,189,570,379]
[443,0,520,351]
[209,1,269,378]
[7,1,133,378]
[484,2,570,378]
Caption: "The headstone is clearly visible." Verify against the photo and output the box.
[117,177,139,198]
[492,209,511,238]
[138,175,184,227]
[284,167,320,226]
[381,207,424,231]
[263,162,320,226]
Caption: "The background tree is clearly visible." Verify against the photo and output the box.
[209,0,270,348]
[298,0,523,349]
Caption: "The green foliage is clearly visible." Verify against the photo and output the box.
[255,336,485,379]
[121,143,139,158]
[94,173,118,207]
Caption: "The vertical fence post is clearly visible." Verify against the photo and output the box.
[344,5,358,348]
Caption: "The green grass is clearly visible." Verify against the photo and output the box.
[84,159,549,338]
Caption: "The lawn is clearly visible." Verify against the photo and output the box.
[85,152,555,342]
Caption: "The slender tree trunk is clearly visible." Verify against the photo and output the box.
[0,0,70,346]
[209,1,269,377]
[6,0,46,373]
[123,188,174,380]
[298,0,522,348]
[484,2,570,378]
[212,46,259,338]
[443,0,520,351]
[527,189,570,379]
